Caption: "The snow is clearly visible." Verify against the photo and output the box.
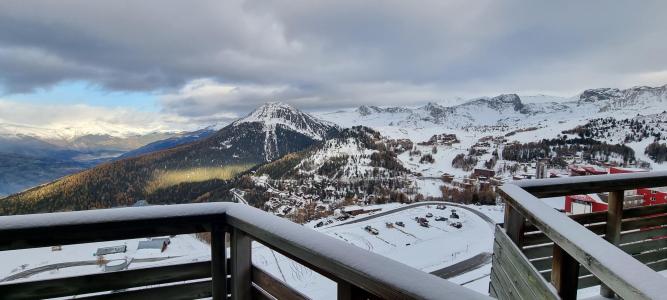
[0,234,210,283]
[283,202,504,297]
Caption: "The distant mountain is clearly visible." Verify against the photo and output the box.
[0,102,340,215]
[577,85,667,112]
[320,84,667,130]
[118,128,216,159]
[0,123,178,197]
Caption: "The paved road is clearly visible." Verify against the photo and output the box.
[429,252,492,279]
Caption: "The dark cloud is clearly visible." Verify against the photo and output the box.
[1,0,666,118]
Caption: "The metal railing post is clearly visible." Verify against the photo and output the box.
[600,190,624,298]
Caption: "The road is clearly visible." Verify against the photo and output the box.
[429,252,492,279]
[0,256,181,282]
[330,201,495,227]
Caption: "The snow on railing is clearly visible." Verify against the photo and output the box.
[0,202,489,300]
[498,173,667,300]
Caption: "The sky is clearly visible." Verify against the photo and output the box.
[1,0,667,132]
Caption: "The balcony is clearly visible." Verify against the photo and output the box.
[491,171,667,300]
[0,202,489,299]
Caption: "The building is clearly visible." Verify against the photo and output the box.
[95,245,127,256]
[137,238,170,252]
[341,205,382,216]
[473,168,495,178]
[564,194,608,214]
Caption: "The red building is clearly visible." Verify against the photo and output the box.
[565,194,608,214]
[608,167,667,206]
[564,167,660,214]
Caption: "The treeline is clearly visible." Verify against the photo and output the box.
[562,117,664,143]
[452,153,478,171]
[502,138,635,163]
[440,185,496,205]
[646,142,667,163]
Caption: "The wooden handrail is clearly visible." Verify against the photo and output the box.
[514,170,667,198]
[0,202,490,300]
[499,184,667,300]
[225,204,489,300]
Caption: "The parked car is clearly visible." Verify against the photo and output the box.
[436,205,446,210]
[426,213,433,218]
[435,216,447,221]
[395,221,405,227]
[385,222,394,228]
[417,217,429,227]
[364,225,379,235]
[450,222,462,229]
[450,212,459,219]
[314,221,324,228]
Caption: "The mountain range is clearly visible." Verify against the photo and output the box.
[2,84,667,215]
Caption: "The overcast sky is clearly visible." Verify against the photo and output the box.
[1,0,666,131]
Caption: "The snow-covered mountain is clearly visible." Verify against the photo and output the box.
[319,85,667,132]
[232,102,339,161]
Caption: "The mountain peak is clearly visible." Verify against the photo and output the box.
[233,101,338,141]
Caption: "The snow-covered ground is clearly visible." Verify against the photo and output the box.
[254,203,503,298]
[0,235,210,283]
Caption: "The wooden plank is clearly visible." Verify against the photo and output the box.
[231,228,252,300]
[252,265,308,300]
[0,261,211,300]
[505,203,526,247]
[525,211,607,232]
[514,170,667,198]
[551,245,579,300]
[491,258,524,300]
[523,244,553,259]
[530,257,553,272]
[490,269,511,300]
[499,184,667,300]
[621,237,667,255]
[601,190,624,298]
[76,280,212,300]
[622,203,667,219]
[493,226,559,300]
[523,223,606,247]
[578,275,601,289]
[634,248,667,266]
[211,223,228,300]
[620,227,667,244]
[622,214,667,231]
[0,203,230,251]
[647,259,667,272]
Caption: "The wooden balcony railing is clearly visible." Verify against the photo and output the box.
[0,202,489,300]
[492,171,667,300]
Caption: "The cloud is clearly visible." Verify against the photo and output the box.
[0,99,200,134]
[0,0,666,120]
